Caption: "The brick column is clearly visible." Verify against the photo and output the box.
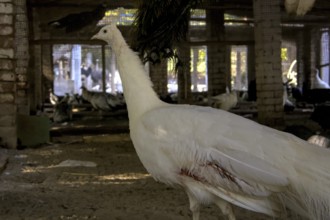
[0,0,28,148]
[247,45,256,83]
[206,7,227,97]
[253,0,283,127]
[308,27,318,88]
[0,1,16,148]
[149,61,168,98]
[296,27,318,91]
[15,0,29,115]
[296,30,305,88]
[177,44,192,104]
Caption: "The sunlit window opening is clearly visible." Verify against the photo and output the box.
[190,9,206,27]
[230,45,248,91]
[52,45,122,96]
[225,14,252,27]
[167,57,177,93]
[167,46,207,93]
[98,8,137,26]
[191,46,208,92]
[281,42,297,86]
[321,29,330,84]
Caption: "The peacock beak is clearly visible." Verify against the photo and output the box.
[91,26,104,40]
[91,33,99,40]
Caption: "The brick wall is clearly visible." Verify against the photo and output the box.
[206,8,227,97]
[177,44,192,103]
[15,0,29,115]
[309,27,319,88]
[0,0,28,148]
[296,30,305,88]
[295,28,319,90]
[149,61,168,98]
[253,0,284,127]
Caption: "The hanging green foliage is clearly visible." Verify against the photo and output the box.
[132,0,203,67]
[281,48,288,61]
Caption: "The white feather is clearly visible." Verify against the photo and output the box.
[211,90,238,111]
[296,0,316,16]
[284,0,315,16]
[92,24,330,220]
[285,0,300,14]
[311,68,330,89]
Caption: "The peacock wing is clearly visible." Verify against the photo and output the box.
[138,106,289,197]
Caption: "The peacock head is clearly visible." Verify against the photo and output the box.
[92,23,118,43]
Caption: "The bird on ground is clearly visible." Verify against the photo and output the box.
[284,0,316,16]
[282,78,295,112]
[311,68,330,89]
[211,87,238,111]
[81,86,124,111]
[48,4,107,33]
[92,24,330,220]
[52,93,73,123]
[49,88,59,105]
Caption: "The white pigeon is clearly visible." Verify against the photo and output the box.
[49,88,59,105]
[211,87,238,111]
[92,24,330,220]
[81,86,123,111]
[311,68,330,89]
[284,0,316,16]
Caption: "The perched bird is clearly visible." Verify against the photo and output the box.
[52,93,73,123]
[48,4,107,33]
[49,88,59,105]
[92,24,330,220]
[81,86,124,111]
[284,0,316,16]
[311,68,330,89]
[211,88,238,111]
[283,79,295,112]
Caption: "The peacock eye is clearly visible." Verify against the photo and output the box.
[103,29,107,34]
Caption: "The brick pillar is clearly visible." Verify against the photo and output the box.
[247,45,256,83]
[149,61,168,98]
[309,27,318,88]
[0,0,29,148]
[296,30,305,88]
[253,0,284,127]
[15,0,29,115]
[177,44,191,104]
[0,1,16,148]
[206,7,227,97]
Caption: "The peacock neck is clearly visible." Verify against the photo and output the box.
[107,30,166,127]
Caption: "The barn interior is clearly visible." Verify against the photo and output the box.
[1,0,330,148]
[0,0,330,219]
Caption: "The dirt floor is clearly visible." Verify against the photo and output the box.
[0,116,310,220]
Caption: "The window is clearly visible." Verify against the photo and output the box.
[191,46,207,92]
[167,58,178,93]
[321,29,330,84]
[190,9,206,27]
[230,46,248,91]
[98,8,137,26]
[225,14,253,27]
[167,46,208,93]
[281,43,297,86]
[52,44,122,96]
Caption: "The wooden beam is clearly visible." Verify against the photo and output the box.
[187,40,254,46]
[102,44,106,93]
[30,39,106,45]
[28,1,138,9]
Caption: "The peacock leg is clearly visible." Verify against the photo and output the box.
[215,199,236,220]
[187,192,200,220]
